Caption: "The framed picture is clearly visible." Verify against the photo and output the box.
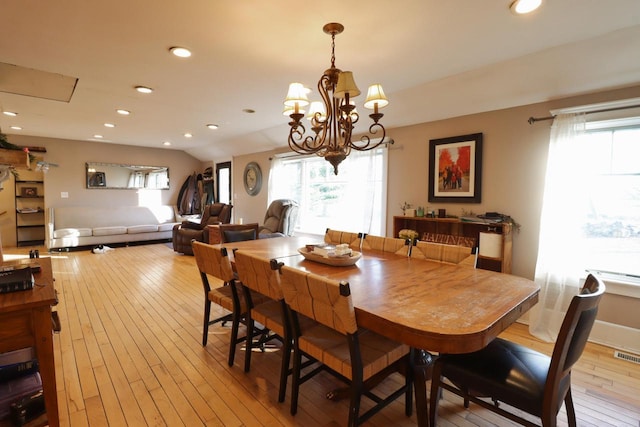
[21,187,38,197]
[428,133,483,203]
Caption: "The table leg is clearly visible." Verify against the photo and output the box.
[412,348,434,427]
[33,307,59,427]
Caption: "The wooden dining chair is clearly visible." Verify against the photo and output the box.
[410,240,474,265]
[429,274,605,427]
[324,228,363,250]
[218,223,260,243]
[382,236,411,256]
[192,241,247,367]
[359,233,385,251]
[233,251,285,372]
[279,265,413,426]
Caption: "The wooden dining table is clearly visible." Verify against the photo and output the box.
[222,236,540,426]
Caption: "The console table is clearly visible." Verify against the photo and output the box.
[393,215,512,273]
[0,257,58,426]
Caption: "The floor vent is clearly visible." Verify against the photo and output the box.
[613,350,640,364]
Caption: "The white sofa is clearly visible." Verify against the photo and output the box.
[47,205,183,250]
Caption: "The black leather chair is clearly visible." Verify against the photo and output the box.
[172,203,232,255]
[429,274,605,427]
[218,223,259,243]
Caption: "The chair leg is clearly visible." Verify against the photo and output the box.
[348,381,363,427]
[228,308,242,367]
[278,338,292,403]
[405,356,413,417]
[290,344,302,415]
[429,362,444,427]
[202,299,211,346]
[244,314,255,372]
[564,388,576,427]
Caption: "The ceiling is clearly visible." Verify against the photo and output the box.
[1,1,640,162]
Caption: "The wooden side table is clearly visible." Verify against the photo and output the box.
[0,257,58,426]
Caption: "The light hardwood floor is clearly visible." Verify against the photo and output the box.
[4,243,639,426]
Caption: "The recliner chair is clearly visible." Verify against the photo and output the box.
[259,199,299,237]
[172,203,232,255]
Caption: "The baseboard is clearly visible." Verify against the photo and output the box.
[589,320,640,355]
[517,317,640,355]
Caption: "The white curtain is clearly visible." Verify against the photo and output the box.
[530,113,588,341]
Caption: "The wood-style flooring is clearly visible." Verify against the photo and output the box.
[3,243,639,426]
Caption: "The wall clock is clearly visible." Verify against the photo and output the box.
[243,161,262,196]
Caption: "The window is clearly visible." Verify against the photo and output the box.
[268,149,387,236]
[581,123,640,280]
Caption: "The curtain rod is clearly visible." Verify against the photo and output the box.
[528,104,640,125]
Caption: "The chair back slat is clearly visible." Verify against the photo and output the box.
[234,250,283,300]
[280,265,357,335]
[192,241,235,282]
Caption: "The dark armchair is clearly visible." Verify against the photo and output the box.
[259,199,299,237]
[172,203,232,255]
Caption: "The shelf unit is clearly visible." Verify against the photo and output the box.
[15,179,45,247]
[392,216,512,273]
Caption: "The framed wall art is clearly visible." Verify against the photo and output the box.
[428,133,483,203]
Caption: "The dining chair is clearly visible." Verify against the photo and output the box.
[279,265,413,426]
[359,233,385,251]
[192,240,247,367]
[410,240,474,265]
[429,273,605,427]
[218,222,260,243]
[233,251,284,369]
[324,228,363,250]
[382,236,411,256]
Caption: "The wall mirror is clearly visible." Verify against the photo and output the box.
[86,162,170,189]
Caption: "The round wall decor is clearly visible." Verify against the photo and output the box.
[243,161,262,196]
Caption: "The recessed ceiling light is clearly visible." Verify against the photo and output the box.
[116,109,130,115]
[169,46,192,58]
[135,86,153,94]
[206,124,219,130]
[2,111,17,117]
[163,141,172,146]
[104,123,115,128]
[510,0,542,14]
[94,134,103,138]
[10,126,22,130]
[184,133,193,138]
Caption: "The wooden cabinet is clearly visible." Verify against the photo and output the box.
[392,216,512,273]
[15,180,45,247]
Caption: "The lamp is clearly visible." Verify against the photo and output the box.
[284,23,390,175]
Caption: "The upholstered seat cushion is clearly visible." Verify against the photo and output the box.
[438,338,560,416]
[93,226,127,236]
[53,228,92,238]
[299,323,409,381]
[127,224,159,234]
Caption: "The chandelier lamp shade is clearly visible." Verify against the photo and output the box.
[284,22,390,174]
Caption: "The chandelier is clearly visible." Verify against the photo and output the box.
[284,23,390,175]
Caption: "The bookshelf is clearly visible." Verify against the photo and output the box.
[14,178,45,247]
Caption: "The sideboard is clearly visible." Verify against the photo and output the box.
[392,216,512,273]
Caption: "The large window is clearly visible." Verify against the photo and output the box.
[268,149,387,236]
[581,123,640,279]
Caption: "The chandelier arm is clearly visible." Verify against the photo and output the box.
[350,122,387,151]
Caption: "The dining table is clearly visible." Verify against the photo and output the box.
[221,236,540,427]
